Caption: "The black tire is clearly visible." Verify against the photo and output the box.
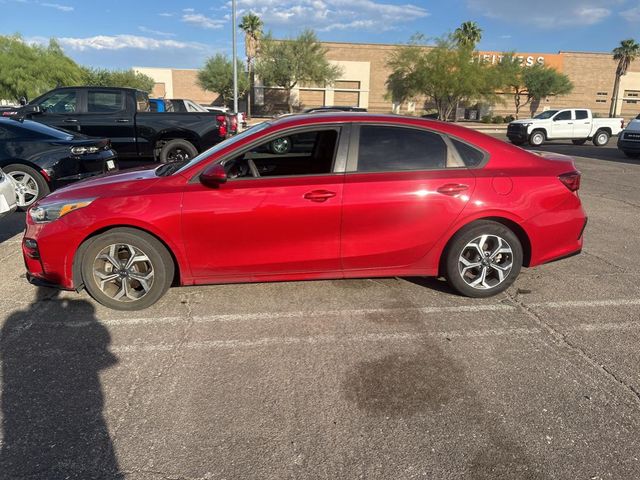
[80,228,175,310]
[572,139,587,145]
[3,164,50,211]
[592,130,610,147]
[159,139,198,164]
[623,151,640,159]
[529,130,545,147]
[444,220,523,298]
[269,136,292,154]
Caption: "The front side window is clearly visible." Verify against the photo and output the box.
[37,91,77,113]
[554,110,572,121]
[534,110,558,120]
[223,129,339,179]
[88,91,124,113]
[356,125,448,172]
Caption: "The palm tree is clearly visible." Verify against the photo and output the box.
[610,38,640,117]
[239,12,263,119]
[453,21,482,48]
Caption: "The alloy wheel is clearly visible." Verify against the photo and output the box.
[8,171,39,207]
[92,243,155,302]
[458,234,514,290]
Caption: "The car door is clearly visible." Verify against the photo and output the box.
[31,89,80,132]
[550,110,574,138]
[340,124,476,271]
[180,125,348,279]
[573,110,591,138]
[78,89,137,157]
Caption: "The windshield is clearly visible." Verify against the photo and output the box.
[534,110,558,120]
[160,121,271,176]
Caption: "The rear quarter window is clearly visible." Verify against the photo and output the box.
[450,138,486,167]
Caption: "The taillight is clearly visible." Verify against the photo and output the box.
[559,171,581,192]
[230,115,238,133]
[216,115,227,137]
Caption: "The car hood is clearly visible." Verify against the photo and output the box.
[510,118,536,124]
[40,165,161,203]
[624,118,640,132]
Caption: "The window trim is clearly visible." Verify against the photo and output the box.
[190,123,351,183]
[346,123,487,174]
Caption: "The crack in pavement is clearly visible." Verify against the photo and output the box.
[505,290,640,406]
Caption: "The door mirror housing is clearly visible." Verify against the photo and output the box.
[200,163,227,187]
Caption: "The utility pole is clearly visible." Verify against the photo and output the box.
[232,0,238,115]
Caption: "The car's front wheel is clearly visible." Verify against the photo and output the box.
[444,221,523,298]
[529,130,545,147]
[81,228,174,310]
[3,164,50,211]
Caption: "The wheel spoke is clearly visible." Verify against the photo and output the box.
[129,271,153,293]
[469,267,488,288]
[126,253,150,270]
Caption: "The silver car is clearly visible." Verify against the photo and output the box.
[0,167,17,218]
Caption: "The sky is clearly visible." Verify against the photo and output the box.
[1,0,639,69]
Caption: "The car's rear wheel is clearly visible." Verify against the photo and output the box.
[81,228,174,310]
[444,221,523,298]
[572,139,587,145]
[593,130,610,146]
[159,139,198,164]
[529,130,545,147]
[3,164,50,211]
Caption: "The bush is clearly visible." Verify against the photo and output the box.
[480,115,492,123]
[492,115,504,124]
[504,114,515,123]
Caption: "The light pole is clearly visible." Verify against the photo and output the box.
[232,0,238,115]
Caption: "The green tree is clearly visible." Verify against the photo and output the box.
[197,53,248,107]
[522,64,573,115]
[239,12,263,118]
[0,35,84,102]
[494,53,529,118]
[386,35,502,120]
[82,68,155,92]
[255,29,343,113]
[610,38,640,116]
[453,21,483,48]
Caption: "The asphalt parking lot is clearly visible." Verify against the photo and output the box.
[1,135,640,479]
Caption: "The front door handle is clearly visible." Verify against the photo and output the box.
[437,183,468,196]
[63,118,78,123]
[116,118,130,123]
[304,190,336,202]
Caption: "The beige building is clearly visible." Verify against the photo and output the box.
[136,41,640,119]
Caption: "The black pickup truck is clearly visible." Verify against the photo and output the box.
[18,87,229,163]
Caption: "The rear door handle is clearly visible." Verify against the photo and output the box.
[116,118,130,123]
[63,118,78,123]
[304,190,336,202]
[437,183,468,196]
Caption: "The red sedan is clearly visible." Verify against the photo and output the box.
[22,113,586,310]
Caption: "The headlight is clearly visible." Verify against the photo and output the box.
[29,198,95,223]
[522,122,533,127]
[71,146,100,155]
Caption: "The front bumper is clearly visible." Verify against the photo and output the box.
[617,135,640,153]
[507,124,529,142]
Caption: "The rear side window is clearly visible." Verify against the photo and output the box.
[450,138,485,167]
[88,91,124,113]
[357,126,447,172]
[575,110,589,120]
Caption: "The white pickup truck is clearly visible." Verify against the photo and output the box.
[507,108,624,147]
[617,114,640,159]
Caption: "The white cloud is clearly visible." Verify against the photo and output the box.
[158,12,173,17]
[183,7,194,12]
[48,34,206,52]
[138,26,176,37]
[467,0,621,28]
[182,13,225,29]
[40,2,73,11]
[621,4,640,22]
[230,0,428,32]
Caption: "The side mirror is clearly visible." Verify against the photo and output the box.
[19,97,27,106]
[200,163,227,187]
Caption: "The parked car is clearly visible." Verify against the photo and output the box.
[148,98,166,112]
[0,167,18,218]
[165,99,209,113]
[15,87,229,163]
[23,113,586,310]
[617,113,640,158]
[507,108,624,146]
[304,106,367,113]
[0,117,118,210]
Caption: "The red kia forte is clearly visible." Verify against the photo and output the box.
[22,113,586,310]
